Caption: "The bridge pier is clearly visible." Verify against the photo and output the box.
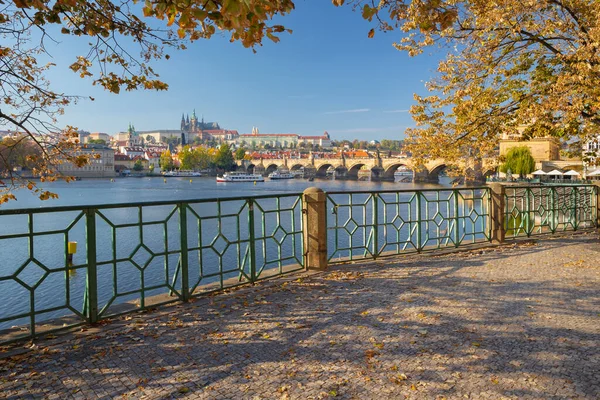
[413,169,438,183]
[254,164,266,176]
[334,168,348,180]
[369,167,386,182]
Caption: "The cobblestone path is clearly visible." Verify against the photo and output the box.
[1,232,599,399]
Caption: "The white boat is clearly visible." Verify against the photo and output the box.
[164,170,202,177]
[394,168,412,176]
[268,171,294,180]
[216,171,264,182]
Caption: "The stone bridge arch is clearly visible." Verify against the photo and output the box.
[265,163,279,175]
[382,162,413,181]
[427,163,448,183]
[315,163,343,178]
[346,163,367,179]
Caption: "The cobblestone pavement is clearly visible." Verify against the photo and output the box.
[1,232,600,399]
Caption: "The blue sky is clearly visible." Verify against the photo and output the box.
[48,1,444,141]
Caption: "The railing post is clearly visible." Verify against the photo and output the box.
[416,192,423,252]
[549,187,557,233]
[85,208,99,324]
[489,183,506,243]
[594,183,600,228]
[572,186,579,230]
[453,189,460,247]
[372,193,379,258]
[178,203,190,301]
[525,188,532,236]
[302,187,328,270]
[248,199,257,282]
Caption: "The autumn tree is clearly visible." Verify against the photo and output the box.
[345,0,600,168]
[178,146,197,170]
[159,150,174,171]
[1,0,295,203]
[195,147,215,170]
[500,146,535,178]
[214,143,235,171]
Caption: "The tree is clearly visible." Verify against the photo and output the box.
[500,147,535,178]
[0,136,42,172]
[133,159,144,172]
[178,145,198,170]
[214,143,235,171]
[1,0,295,203]
[159,150,174,171]
[87,139,106,145]
[194,147,215,170]
[349,0,600,168]
[235,147,247,160]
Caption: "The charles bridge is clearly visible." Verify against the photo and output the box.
[237,154,497,182]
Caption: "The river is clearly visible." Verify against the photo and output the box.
[2,175,452,209]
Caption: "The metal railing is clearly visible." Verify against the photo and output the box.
[0,194,304,343]
[326,188,492,262]
[0,183,597,344]
[504,185,597,237]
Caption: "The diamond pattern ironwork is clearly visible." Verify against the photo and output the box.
[16,260,48,290]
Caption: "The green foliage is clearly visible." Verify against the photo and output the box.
[500,146,536,178]
[235,147,247,160]
[214,143,235,171]
[178,145,196,170]
[133,159,144,171]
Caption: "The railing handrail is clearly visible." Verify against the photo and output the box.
[1,183,590,215]
[324,186,490,195]
[0,186,496,215]
[507,184,595,189]
[0,192,306,216]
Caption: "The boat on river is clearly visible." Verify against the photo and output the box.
[216,171,264,182]
[163,170,202,177]
[268,171,294,180]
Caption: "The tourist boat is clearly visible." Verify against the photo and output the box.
[216,171,264,182]
[163,170,202,177]
[268,171,294,180]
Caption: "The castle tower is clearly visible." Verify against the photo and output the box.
[190,109,198,132]
[180,113,186,131]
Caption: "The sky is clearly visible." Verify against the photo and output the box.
[46,1,445,141]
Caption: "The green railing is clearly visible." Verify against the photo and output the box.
[0,184,597,344]
[0,194,304,343]
[504,185,597,237]
[326,188,492,263]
